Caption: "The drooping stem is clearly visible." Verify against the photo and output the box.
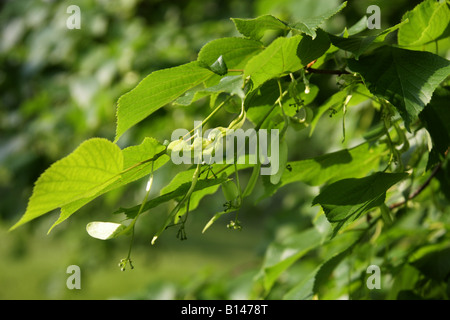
[243,162,261,198]
[126,161,154,263]
[254,86,289,131]
[389,162,443,210]
[277,79,289,138]
[151,161,202,244]
[234,161,242,206]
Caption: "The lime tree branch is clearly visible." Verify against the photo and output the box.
[306,67,350,75]
[304,59,350,76]
[389,149,448,210]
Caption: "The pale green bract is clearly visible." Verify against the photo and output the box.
[86,222,127,240]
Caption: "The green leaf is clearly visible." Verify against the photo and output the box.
[297,28,331,65]
[197,37,264,70]
[312,172,408,236]
[345,16,368,36]
[348,46,450,130]
[245,35,303,88]
[86,221,128,240]
[231,15,289,41]
[313,245,353,293]
[47,137,169,232]
[175,75,245,106]
[283,269,317,300]
[328,20,406,59]
[263,142,387,198]
[290,1,347,39]
[209,55,228,76]
[260,227,324,293]
[115,61,214,141]
[398,0,450,48]
[10,138,124,231]
[419,86,450,159]
[410,243,450,282]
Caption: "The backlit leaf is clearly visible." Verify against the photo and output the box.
[10,138,123,230]
[398,0,450,48]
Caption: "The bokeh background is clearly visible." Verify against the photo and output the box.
[0,0,431,299]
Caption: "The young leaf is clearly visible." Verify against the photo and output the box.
[209,55,228,76]
[231,15,289,41]
[115,61,214,141]
[290,1,347,39]
[312,172,408,236]
[398,0,450,48]
[348,46,450,130]
[10,138,124,231]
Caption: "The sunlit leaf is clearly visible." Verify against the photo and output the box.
[48,137,169,232]
[398,0,450,48]
[10,138,123,230]
[245,35,303,88]
[115,62,214,141]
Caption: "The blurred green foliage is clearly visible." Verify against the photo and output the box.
[1,0,449,300]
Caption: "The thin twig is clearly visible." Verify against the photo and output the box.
[389,163,442,210]
[306,67,350,75]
